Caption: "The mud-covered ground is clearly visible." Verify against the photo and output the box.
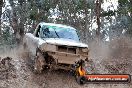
[0,38,132,88]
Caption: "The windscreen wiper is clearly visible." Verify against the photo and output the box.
[53,28,60,38]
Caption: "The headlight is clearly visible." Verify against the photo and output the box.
[40,43,56,51]
[82,48,88,52]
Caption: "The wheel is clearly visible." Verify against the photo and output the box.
[76,76,86,85]
[75,66,86,85]
[33,50,45,74]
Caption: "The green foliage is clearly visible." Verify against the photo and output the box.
[0,27,16,46]
[118,0,129,6]
[41,0,51,12]
[75,0,90,11]
[29,7,38,20]
[101,10,116,17]
[117,0,132,36]
[4,0,132,43]
[128,6,132,13]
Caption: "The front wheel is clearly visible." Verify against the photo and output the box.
[33,50,45,74]
[76,76,86,85]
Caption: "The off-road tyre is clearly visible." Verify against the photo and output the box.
[33,50,45,74]
[76,76,86,85]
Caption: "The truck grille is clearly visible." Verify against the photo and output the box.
[57,45,76,54]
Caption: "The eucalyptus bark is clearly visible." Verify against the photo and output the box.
[0,0,3,35]
[95,0,101,41]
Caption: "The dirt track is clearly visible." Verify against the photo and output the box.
[0,38,132,88]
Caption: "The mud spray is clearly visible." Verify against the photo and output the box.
[0,37,132,88]
[89,37,132,75]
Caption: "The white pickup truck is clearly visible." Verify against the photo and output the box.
[23,22,89,73]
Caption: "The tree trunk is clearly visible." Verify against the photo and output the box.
[82,0,90,43]
[95,0,101,41]
[9,0,19,44]
[0,0,3,35]
[9,0,25,45]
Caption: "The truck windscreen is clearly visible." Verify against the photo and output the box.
[40,25,79,42]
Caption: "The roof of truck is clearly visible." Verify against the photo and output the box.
[39,22,76,30]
